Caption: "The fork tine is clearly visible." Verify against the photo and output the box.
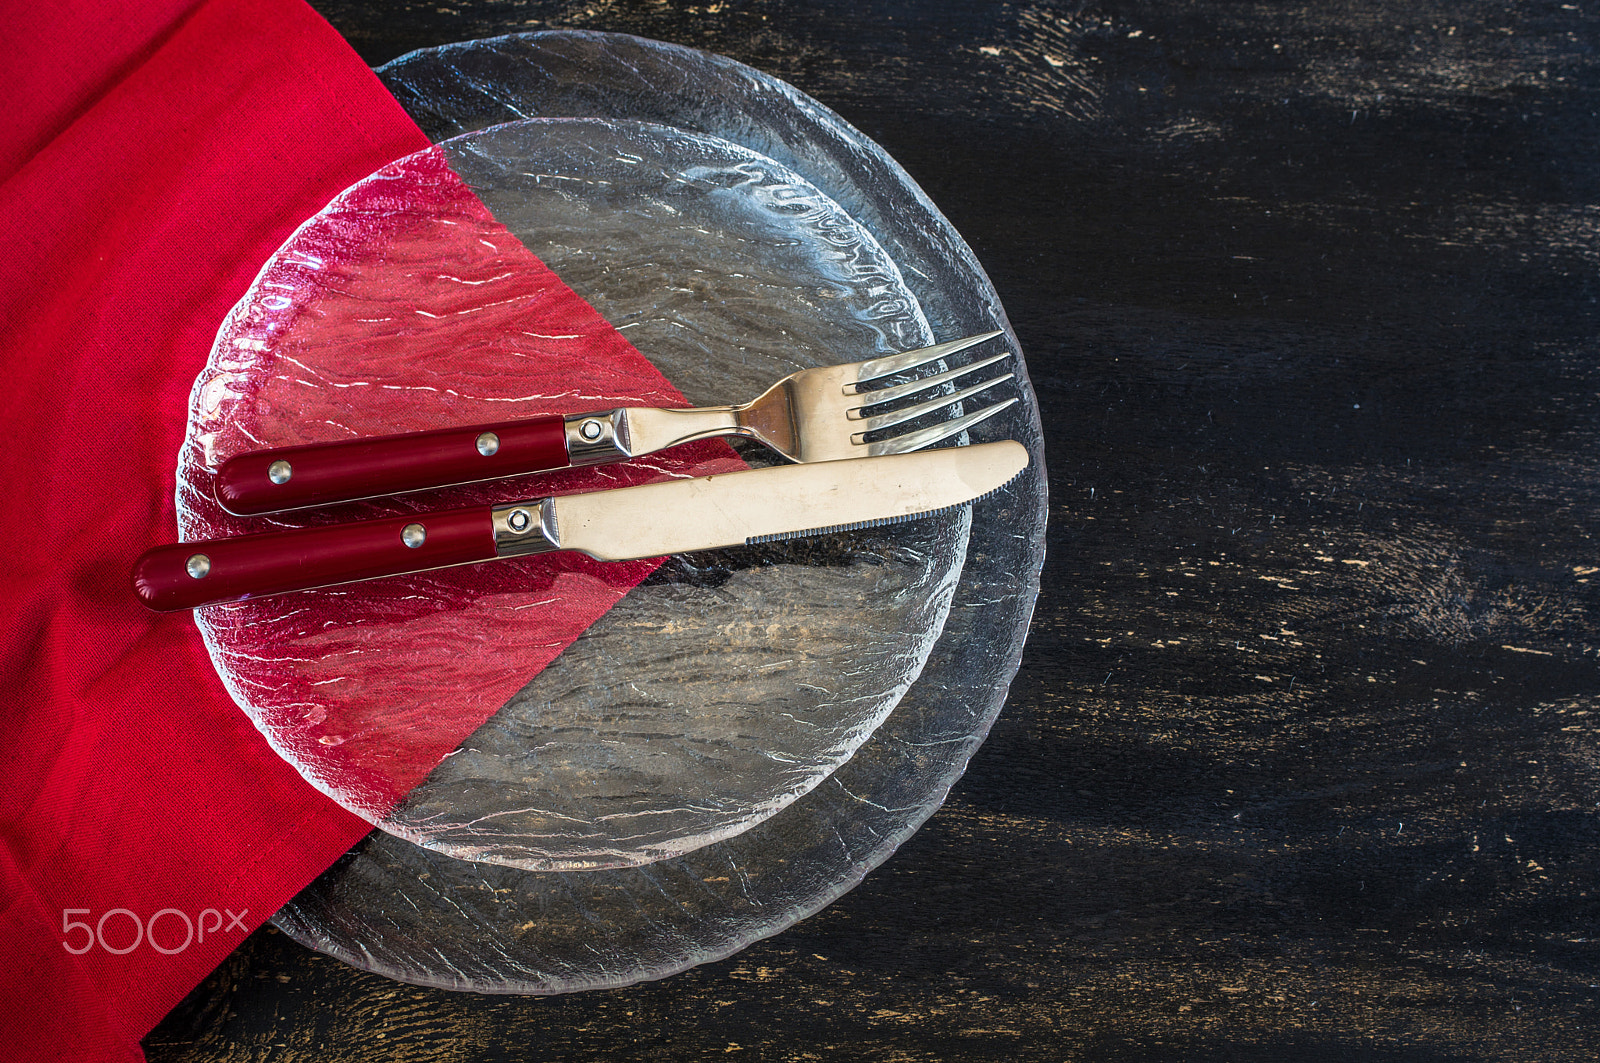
[846,330,1004,390]
[849,373,1015,435]
[847,351,1011,411]
[862,397,1020,456]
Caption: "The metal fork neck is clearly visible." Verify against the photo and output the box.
[566,406,747,465]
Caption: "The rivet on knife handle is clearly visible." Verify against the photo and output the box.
[212,413,620,516]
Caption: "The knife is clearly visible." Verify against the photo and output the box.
[133,440,1028,612]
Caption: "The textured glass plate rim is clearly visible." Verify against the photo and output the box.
[271,29,1048,993]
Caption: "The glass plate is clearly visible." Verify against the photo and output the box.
[180,117,964,870]
[271,31,1047,992]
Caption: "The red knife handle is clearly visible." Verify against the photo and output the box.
[131,507,499,611]
[214,414,570,515]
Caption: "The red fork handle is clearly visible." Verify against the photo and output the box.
[214,414,570,515]
[131,507,499,611]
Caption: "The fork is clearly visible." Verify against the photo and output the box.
[213,331,1017,515]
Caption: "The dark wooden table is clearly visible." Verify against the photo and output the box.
[146,1,1600,1058]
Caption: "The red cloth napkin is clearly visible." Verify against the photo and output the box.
[0,1,705,1058]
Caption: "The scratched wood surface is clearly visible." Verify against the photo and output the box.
[146,1,1600,1059]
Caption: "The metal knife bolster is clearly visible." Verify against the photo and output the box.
[491,499,562,557]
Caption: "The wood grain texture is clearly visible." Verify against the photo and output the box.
[146,1,1600,1059]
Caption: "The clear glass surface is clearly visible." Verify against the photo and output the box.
[270,31,1048,992]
